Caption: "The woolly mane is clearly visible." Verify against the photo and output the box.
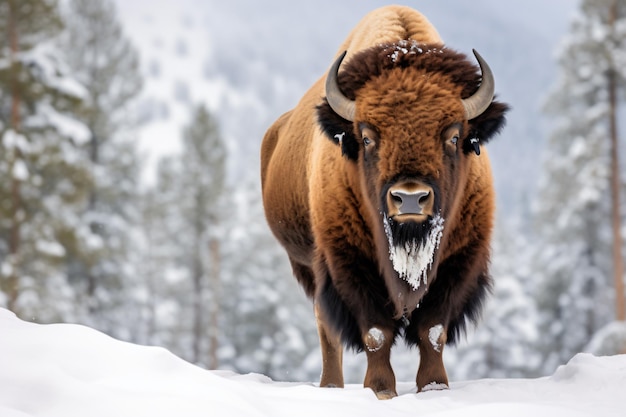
[342,41,482,100]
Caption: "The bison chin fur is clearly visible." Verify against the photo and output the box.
[383,215,438,250]
[384,215,443,291]
[380,214,445,312]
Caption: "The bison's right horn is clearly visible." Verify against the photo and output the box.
[325,51,356,122]
[461,49,495,120]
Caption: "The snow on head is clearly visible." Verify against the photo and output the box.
[387,40,445,63]
[383,214,444,291]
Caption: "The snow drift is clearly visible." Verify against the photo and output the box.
[0,308,624,417]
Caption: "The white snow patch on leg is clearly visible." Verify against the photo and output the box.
[384,214,444,291]
[365,327,385,352]
[428,324,444,353]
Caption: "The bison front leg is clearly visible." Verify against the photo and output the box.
[362,326,397,399]
[314,303,344,388]
[416,322,449,392]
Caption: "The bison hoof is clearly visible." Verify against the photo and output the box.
[374,389,398,400]
[420,382,449,392]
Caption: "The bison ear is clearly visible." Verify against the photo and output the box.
[317,100,359,161]
[464,100,510,154]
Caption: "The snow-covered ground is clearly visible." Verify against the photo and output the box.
[1,308,624,417]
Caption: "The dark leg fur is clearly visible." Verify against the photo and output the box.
[289,258,316,298]
[404,251,491,392]
[363,327,397,399]
[315,303,344,388]
[315,253,401,398]
[318,273,364,351]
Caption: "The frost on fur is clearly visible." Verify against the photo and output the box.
[365,327,385,352]
[428,324,444,352]
[384,214,444,291]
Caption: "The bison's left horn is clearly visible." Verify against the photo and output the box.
[325,50,356,122]
[462,49,495,120]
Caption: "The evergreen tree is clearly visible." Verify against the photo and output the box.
[137,158,189,349]
[533,0,626,372]
[0,0,91,320]
[140,104,227,366]
[178,104,226,367]
[219,177,319,381]
[138,114,319,378]
[451,218,541,378]
[57,0,143,336]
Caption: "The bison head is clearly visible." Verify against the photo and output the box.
[317,41,509,317]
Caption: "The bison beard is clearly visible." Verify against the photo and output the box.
[383,214,444,291]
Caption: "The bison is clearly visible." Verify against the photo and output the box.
[260,5,509,399]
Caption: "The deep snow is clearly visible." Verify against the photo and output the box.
[1,308,624,417]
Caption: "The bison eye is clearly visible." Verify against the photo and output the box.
[444,132,460,155]
[359,125,378,149]
[443,124,462,151]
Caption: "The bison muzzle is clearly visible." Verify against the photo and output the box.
[261,5,509,399]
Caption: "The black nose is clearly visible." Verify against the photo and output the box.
[387,183,434,217]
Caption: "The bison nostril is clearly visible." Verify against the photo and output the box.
[389,187,433,216]
[390,192,403,208]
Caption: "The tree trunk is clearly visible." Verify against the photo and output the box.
[86,130,99,308]
[208,238,221,369]
[191,235,204,364]
[608,0,625,322]
[6,0,22,312]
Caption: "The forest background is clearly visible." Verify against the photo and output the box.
[1,0,625,383]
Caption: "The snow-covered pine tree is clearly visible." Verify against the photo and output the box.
[178,104,226,368]
[57,0,143,338]
[218,175,319,381]
[449,217,541,379]
[0,0,92,321]
[137,158,186,349]
[140,104,227,366]
[533,0,626,373]
[142,145,320,376]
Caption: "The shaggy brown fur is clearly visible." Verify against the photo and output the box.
[261,5,509,399]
